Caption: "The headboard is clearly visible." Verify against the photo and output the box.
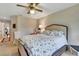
[45,24,68,41]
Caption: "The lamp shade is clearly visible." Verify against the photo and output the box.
[39,25,45,33]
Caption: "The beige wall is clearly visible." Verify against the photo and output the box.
[39,4,79,45]
[16,16,37,33]
[10,15,37,37]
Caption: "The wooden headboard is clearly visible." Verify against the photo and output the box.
[45,24,68,41]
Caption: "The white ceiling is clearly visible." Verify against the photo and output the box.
[0,3,77,20]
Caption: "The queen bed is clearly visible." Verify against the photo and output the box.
[18,24,68,56]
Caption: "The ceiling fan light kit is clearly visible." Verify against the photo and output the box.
[30,9,35,14]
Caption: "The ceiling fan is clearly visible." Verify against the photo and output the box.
[16,3,43,14]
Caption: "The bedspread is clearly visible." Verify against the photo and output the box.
[21,34,67,56]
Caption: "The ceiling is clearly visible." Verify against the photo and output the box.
[0,3,77,20]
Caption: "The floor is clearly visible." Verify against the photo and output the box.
[0,40,76,56]
[61,51,75,56]
[0,41,19,56]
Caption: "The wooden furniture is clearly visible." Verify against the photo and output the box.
[69,45,79,56]
[45,24,68,41]
[18,44,27,56]
[15,39,27,56]
[0,41,19,56]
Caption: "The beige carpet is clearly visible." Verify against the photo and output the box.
[61,51,75,56]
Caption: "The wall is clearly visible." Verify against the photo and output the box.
[16,16,37,34]
[10,15,37,39]
[39,4,79,45]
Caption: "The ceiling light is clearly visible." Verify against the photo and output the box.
[30,9,35,14]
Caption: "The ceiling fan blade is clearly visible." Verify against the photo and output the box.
[29,3,33,6]
[30,3,33,5]
[35,3,39,6]
[27,11,30,14]
[16,4,28,8]
[31,3,39,7]
[35,8,43,12]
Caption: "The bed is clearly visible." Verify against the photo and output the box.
[19,24,68,56]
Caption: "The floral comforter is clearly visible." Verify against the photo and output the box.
[21,34,67,56]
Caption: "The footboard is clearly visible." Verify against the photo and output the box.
[18,44,27,56]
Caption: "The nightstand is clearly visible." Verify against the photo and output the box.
[69,45,79,56]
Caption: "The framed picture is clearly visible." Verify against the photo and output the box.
[13,24,16,29]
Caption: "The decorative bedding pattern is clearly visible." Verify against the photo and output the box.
[21,34,67,56]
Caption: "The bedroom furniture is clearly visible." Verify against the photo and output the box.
[44,24,68,56]
[14,39,27,56]
[18,43,27,56]
[19,24,68,56]
[0,41,18,56]
[45,24,68,41]
[69,45,79,56]
[13,37,26,57]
